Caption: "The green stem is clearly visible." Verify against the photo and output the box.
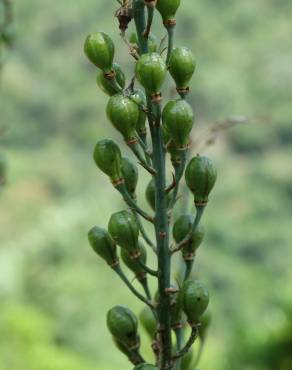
[113,265,154,308]
[174,328,183,370]
[132,0,148,54]
[168,149,187,210]
[184,260,194,281]
[172,326,199,360]
[128,141,156,175]
[133,211,157,253]
[140,277,152,300]
[116,182,154,223]
[136,257,158,277]
[144,4,155,39]
[166,25,175,65]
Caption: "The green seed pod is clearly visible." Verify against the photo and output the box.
[162,99,194,148]
[181,349,194,370]
[84,32,114,72]
[130,32,158,53]
[93,139,122,183]
[106,93,139,142]
[145,178,171,211]
[139,306,156,339]
[120,241,147,279]
[135,53,167,100]
[108,210,139,255]
[162,127,183,165]
[88,226,118,266]
[182,279,209,325]
[173,214,205,260]
[96,63,125,96]
[199,310,212,340]
[185,155,217,206]
[121,157,138,198]
[130,89,147,135]
[170,289,184,328]
[156,0,181,26]
[133,364,158,370]
[169,47,196,94]
[107,305,139,347]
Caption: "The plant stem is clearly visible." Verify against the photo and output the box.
[140,277,152,300]
[174,328,183,370]
[172,326,199,360]
[127,141,156,175]
[132,0,148,54]
[133,212,157,253]
[136,257,158,276]
[168,149,187,210]
[166,25,175,65]
[113,265,154,308]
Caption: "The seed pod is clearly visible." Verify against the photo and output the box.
[135,53,167,101]
[130,89,147,136]
[139,306,156,339]
[169,47,196,94]
[96,63,125,96]
[145,178,171,211]
[199,310,212,340]
[162,99,194,148]
[107,305,139,347]
[84,32,115,72]
[182,279,209,325]
[130,32,158,53]
[185,155,217,206]
[106,93,139,143]
[121,157,138,198]
[120,241,147,279]
[93,139,123,184]
[170,289,184,328]
[173,214,205,260]
[181,349,194,370]
[162,128,183,165]
[108,210,140,255]
[156,0,181,26]
[88,226,118,266]
[133,364,159,370]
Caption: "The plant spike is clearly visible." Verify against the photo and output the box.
[84,1,218,369]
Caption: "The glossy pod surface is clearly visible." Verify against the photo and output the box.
[88,226,117,265]
[108,210,139,253]
[185,155,217,206]
[169,47,196,91]
[84,32,114,71]
[120,241,147,277]
[106,94,139,142]
[107,305,138,346]
[162,99,194,147]
[96,63,125,96]
[93,139,122,182]
[121,156,138,197]
[182,279,209,324]
[135,53,167,98]
[156,0,181,25]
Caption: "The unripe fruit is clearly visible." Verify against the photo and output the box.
[108,210,140,255]
[169,47,196,93]
[156,0,181,26]
[121,157,138,198]
[145,178,171,211]
[84,32,114,72]
[162,99,194,148]
[96,63,125,96]
[173,214,205,260]
[93,139,122,183]
[130,89,147,135]
[182,279,209,324]
[133,364,158,370]
[199,310,212,340]
[107,305,138,347]
[106,93,139,142]
[185,155,217,206]
[88,226,118,266]
[135,53,167,101]
[130,32,158,53]
[121,241,147,279]
[139,306,156,339]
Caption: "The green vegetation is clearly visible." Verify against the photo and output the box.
[0,1,291,369]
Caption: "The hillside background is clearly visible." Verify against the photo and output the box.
[1,0,292,369]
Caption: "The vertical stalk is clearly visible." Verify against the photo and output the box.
[133,2,173,368]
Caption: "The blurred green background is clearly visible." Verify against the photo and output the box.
[1,0,292,369]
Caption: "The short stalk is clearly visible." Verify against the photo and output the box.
[166,25,175,65]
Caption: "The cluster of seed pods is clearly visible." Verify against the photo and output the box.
[84,1,217,369]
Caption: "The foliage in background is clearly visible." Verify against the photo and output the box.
[0,0,292,369]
